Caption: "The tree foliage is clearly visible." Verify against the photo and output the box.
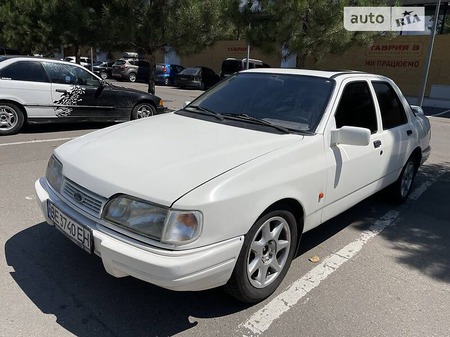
[100,0,226,93]
[0,0,394,84]
[225,0,388,68]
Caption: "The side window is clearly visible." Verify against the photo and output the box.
[43,62,99,86]
[372,81,407,129]
[335,81,378,133]
[71,65,100,86]
[0,61,49,82]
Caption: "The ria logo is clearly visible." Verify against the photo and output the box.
[395,10,422,28]
[344,7,425,32]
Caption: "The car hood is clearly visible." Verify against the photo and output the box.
[56,113,302,205]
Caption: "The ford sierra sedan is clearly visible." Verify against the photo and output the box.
[35,69,431,303]
[0,56,165,135]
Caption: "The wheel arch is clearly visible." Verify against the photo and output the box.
[261,198,305,255]
[409,146,422,174]
[131,100,157,120]
[0,99,28,124]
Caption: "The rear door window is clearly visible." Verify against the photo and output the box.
[372,81,408,129]
[0,61,49,82]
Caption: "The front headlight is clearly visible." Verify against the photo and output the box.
[46,155,63,192]
[103,195,202,245]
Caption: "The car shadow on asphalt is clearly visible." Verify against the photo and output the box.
[299,162,450,285]
[4,222,249,337]
[5,163,449,336]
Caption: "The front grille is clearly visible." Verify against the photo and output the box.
[62,178,107,218]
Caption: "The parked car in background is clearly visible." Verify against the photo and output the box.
[34,68,431,303]
[64,56,92,67]
[0,47,21,55]
[175,66,220,90]
[220,57,270,78]
[111,58,150,82]
[156,63,185,86]
[92,61,114,79]
[0,56,165,135]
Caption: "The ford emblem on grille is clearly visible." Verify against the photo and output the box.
[73,192,84,203]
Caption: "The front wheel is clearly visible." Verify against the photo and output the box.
[224,210,298,303]
[0,102,25,135]
[131,103,156,120]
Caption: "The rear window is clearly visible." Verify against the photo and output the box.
[180,68,201,75]
[221,60,242,74]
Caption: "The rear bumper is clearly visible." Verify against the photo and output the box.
[35,177,243,291]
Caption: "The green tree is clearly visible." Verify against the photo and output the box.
[101,0,227,94]
[0,0,52,55]
[0,0,104,58]
[225,0,387,68]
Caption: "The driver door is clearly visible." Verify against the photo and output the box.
[42,61,115,119]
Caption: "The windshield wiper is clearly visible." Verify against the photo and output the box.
[184,105,224,121]
[222,113,290,134]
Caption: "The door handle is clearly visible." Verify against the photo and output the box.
[407,130,413,136]
[373,140,382,148]
[55,89,67,93]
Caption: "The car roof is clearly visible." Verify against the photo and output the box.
[242,68,380,80]
[0,56,100,73]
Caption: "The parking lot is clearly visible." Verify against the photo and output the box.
[1,84,449,337]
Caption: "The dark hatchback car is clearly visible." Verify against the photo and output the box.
[111,58,150,83]
[0,56,166,135]
[92,61,114,79]
[175,66,221,90]
[156,63,185,86]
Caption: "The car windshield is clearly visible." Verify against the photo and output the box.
[183,72,335,133]
[114,60,126,66]
[180,68,200,75]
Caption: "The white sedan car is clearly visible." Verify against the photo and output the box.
[35,69,431,303]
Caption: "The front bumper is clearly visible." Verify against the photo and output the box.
[35,177,243,291]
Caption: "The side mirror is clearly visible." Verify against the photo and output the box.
[410,105,424,116]
[330,126,371,146]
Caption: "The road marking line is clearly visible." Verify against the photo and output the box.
[429,109,450,117]
[0,137,74,147]
[238,210,400,336]
[409,170,444,200]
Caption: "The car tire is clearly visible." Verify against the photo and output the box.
[388,155,417,204]
[128,72,137,82]
[100,71,108,80]
[0,102,25,136]
[224,209,298,303]
[131,103,156,120]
